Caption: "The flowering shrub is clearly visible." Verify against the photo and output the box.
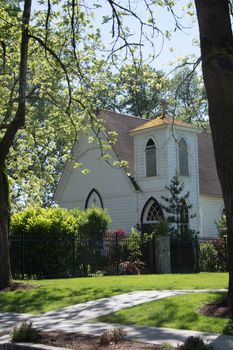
[119,261,140,275]
[107,229,126,240]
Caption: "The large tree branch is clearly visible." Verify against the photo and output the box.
[0,0,32,163]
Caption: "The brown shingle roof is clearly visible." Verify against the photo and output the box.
[99,110,145,173]
[198,132,222,197]
[99,110,222,197]
[130,116,200,133]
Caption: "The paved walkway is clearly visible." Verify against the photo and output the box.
[0,289,233,349]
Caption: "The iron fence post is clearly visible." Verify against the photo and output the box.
[224,235,228,271]
[72,235,75,277]
[21,232,25,280]
[116,233,119,274]
[195,235,199,273]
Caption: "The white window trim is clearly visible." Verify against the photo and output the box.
[144,136,158,178]
[177,135,190,177]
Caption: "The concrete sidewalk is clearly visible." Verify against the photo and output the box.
[0,289,232,349]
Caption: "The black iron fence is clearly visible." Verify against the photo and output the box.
[170,235,199,273]
[9,233,228,279]
[10,232,135,279]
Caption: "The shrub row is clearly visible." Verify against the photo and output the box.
[10,206,111,278]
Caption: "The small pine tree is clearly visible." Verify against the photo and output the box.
[161,173,196,237]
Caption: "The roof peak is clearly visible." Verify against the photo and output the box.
[130,115,201,133]
[98,109,148,121]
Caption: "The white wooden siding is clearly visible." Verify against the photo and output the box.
[133,126,200,232]
[200,195,224,238]
[57,131,138,234]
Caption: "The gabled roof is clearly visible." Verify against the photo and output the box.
[130,116,200,133]
[99,109,222,197]
[198,132,222,197]
[99,109,145,173]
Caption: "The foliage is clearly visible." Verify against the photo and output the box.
[152,218,170,236]
[167,67,207,123]
[77,208,111,274]
[0,273,227,314]
[0,1,109,211]
[216,214,227,237]
[127,228,143,270]
[95,63,207,123]
[199,242,218,272]
[11,206,111,277]
[161,173,196,237]
[178,336,213,350]
[78,208,111,240]
[96,64,167,119]
[199,239,227,272]
[11,321,40,343]
[99,328,126,346]
[10,206,80,277]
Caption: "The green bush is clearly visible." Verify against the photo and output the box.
[127,228,144,270]
[216,214,227,237]
[10,206,111,277]
[11,322,40,343]
[76,208,111,274]
[11,206,80,277]
[199,242,218,272]
[199,239,227,272]
[178,336,213,350]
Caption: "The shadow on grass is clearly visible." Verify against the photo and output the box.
[0,286,129,314]
[98,292,228,333]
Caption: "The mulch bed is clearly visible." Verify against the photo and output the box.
[0,283,39,292]
[199,300,231,318]
[37,332,174,350]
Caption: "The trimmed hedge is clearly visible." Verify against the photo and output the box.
[10,206,111,278]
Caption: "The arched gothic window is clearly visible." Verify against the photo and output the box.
[85,189,103,209]
[145,138,157,177]
[141,198,164,224]
[178,138,189,176]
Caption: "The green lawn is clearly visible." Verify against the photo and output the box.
[98,292,231,335]
[0,273,227,315]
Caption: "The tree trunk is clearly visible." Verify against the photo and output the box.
[0,0,31,289]
[0,163,12,289]
[194,0,233,315]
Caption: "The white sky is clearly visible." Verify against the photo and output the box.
[31,0,201,72]
[93,0,200,72]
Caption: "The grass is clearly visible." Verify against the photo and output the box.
[98,292,230,335]
[0,273,227,315]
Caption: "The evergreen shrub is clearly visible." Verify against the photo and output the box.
[10,206,111,277]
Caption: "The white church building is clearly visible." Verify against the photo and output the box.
[55,110,224,238]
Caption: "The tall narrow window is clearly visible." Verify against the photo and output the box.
[178,138,189,176]
[146,138,156,177]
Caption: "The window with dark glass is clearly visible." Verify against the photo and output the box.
[146,138,156,177]
[178,138,189,176]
